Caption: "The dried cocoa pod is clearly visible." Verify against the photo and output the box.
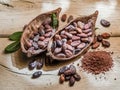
[47,11,98,60]
[20,8,61,57]
[61,14,67,22]
[58,66,69,75]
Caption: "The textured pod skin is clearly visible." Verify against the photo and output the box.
[47,11,98,61]
[21,8,61,57]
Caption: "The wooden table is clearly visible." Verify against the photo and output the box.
[0,0,120,90]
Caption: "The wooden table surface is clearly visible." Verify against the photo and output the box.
[0,0,120,90]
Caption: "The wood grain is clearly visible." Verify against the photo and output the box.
[0,0,120,90]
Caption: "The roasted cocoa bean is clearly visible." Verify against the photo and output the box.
[77,43,86,49]
[67,15,73,23]
[97,35,103,42]
[81,38,89,43]
[65,50,73,57]
[101,33,111,39]
[39,36,45,41]
[59,74,65,84]
[58,66,69,75]
[64,32,73,38]
[77,21,84,29]
[71,40,81,47]
[77,33,88,38]
[56,40,63,47]
[64,69,72,76]
[72,36,80,41]
[102,40,110,47]
[32,71,42,79]
[36,61,43,70]
[56,53,66,58]
[92,42,100,49]
[100,19,110,27]
[33,34,39,42]
[45,24,51,29]
[28,60,37,70]
[61,14,67,22]
[76,27,82,33]
[69,65,76,75]
[73,73,81,81]
[54,47,62,54]
[65,75,71,81]
[69,76,75,86]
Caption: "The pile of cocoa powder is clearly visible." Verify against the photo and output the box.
[81,51,113,75]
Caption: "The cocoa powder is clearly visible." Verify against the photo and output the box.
[81,51,113,75]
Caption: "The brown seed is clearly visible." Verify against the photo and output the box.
[45,28,52,32]
[83,29,92,34]
[36,61,43,70]
[54,47,62,54]
[61,34,67,39]
[84,22,91,30]
[61,14,67,22]
[76,27,82,33]
[77,21,84,29]
[32,71,42,79]
[55,34,61,40]
[87,32,93,36]
[73,22,78,27]
[69,65,76,75]
[32,42,39,50]
[100,19,110,27]
[58,66,69,75]
[77,43,86,49]
[65,25,75,30]
[69,31,77,35]
[72,36,80,41]
[33,34,39,42]
[56,53,66,58]
[77,33,88,38]
[92,42,100,49]
[97,35,103,42]
[102,40,110,47]
[67,40,72,45]
[69,76,75,86]
[81,38,89,43]
[56,40,63,47]
[73,73,81,81]
[71,40,81,47]
[67,44,74,51]
[101,33,111,39]
[67,15,73,23]
[59,74,65,84]
[65,32,73,38]
[64,69,72,76]
[65,50,73,57]
[39,36,45,41]
[44,32,52,37]
[38,41,46,48]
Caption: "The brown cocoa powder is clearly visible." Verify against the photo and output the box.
[81,51,113,75]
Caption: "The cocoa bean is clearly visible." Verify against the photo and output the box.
[65,50,73,57]
[54,47,62,54]
[42,18,52,25]
[71,40,81,47]
[74,49,81,54]
[97,35,103,42]
[84,22,92,30]
[69,31,77,35]
[76,27,82,33]
[77,43,86,49]
[102,40,110,47]
[39,36,45,41]
[65,25,75,30]
[72,36,80,41]
[73,22,77,27]
[77,33,88,38]
[32,42,39,50]
[45,28,52,32]
[69,65,76,75]
[64,69,72,76]
[56,40,63,47]
[60,30,66,35]
[33,34,39,42]
[62,39,67,43]
[56,53,66,58]
[58,66,69,75]
[36,61,43,70]
[81,38,89,43]
[92,36,97,44]
[67,44,74,51]
[32,71,42,79]
[69,76,75,86]
[38,41,46,48]
[59,74,65,84]
[100,19,110,27]
[55,34,61,40]
[44,32,52,37]
[77,21,84,29]
[65,75,71,81]
[101,33,111,39]
[92,42,100,49]
[61,34,67,39]
[73,73,81,81]
[61,14,67,22]
[65,32,73,38]
[67,15,73,23]
[83,29,92,34]
[87,32,93,36]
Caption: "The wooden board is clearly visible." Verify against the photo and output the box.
[0,0,120,90]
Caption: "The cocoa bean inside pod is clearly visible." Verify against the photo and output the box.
[20,8,61,57]
[47,11,98,60]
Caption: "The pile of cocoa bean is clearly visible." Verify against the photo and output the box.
[92,32,111,49]
[26,18,55,57]
[58,65,81,86]
[51,20,93,58]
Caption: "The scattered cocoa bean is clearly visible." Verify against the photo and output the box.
[69,76,75,86]
[101,33,111,39]
[67,15,73,23]
[32,71,42,79]
[64,69,72,76]
[69,65,76,75]
[58,66,69,75]
[59,74,65,84]
[92,42,100,49]
[100,19,110,27]
[28,60,37,70]
[73,73,81,81]
[102,40,110,47]
[72,36,80,41]
[97,35,103,42]
[61,14,67,22]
